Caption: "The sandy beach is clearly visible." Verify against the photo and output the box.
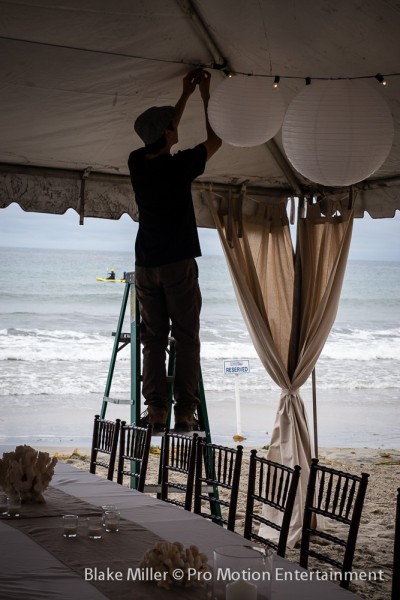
[27,443,399,600]
[2,387,400,450]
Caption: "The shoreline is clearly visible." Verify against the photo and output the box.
[1,387,400,449]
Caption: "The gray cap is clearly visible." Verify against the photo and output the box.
[134,105,176,145]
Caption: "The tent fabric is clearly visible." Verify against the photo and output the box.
[3,163,399,226]
[0,165,137,221]
[1,0,400,222]
[207,191,353,545]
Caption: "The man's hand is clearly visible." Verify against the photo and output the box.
[198,70,211,102]
[182,68,203,97]
[175,67,221,161]
[175,69,202,126]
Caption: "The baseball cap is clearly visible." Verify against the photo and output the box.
[134,105,176,145]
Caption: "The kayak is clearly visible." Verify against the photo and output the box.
[96,277,125,282]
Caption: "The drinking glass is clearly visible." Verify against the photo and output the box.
[213,545,273,600]
[0,490,8,515]
[63,514,78,538]
[104,510,120,532]
[86,516,103,539]
[7,494,21,517]
[101,504,117,526]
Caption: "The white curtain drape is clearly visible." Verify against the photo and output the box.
[206,191,354,545]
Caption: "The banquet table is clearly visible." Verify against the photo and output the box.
[0,461,361,600]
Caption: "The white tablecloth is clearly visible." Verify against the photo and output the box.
[0,462,359,600]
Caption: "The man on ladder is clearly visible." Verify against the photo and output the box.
[128,68,222,434]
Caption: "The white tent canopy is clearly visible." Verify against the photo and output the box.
[1,0,400,221]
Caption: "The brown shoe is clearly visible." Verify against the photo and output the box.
[140,406,168,433]
[174,410,199,433]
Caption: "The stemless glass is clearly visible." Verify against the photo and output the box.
[101,504,117,526]
[86,516,103,539]
[0,489,8,515]
[62,514,78,538]
[104,510,120,532]
[213,545,273,600]
[7,494,21,517]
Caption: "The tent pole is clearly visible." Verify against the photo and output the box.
[312,368,319,459]
[287,197,304,379]
[175,0,226,66]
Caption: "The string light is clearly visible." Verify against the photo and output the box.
[211,65,396,88]
[375,73,388,86]
[216,70,394,89]
[226,70,396,86]
[1,36,397,87]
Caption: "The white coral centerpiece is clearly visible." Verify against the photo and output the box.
[0,445,57,504]
[140,541,210,589]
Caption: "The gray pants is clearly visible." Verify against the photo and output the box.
[134,258,202,415]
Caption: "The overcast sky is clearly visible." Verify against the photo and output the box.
[0,202,399,261]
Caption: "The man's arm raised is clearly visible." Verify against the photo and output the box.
[199,71,222,161]
[174,69,202,127]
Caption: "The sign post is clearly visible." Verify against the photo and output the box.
[223,359,250,439]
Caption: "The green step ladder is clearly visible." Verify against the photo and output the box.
[99,271,212,443]
[99,272,221,520]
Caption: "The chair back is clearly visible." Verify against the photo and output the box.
[160,432,198,510]
[117,422,152,491]
[392,488,400,600]
[300,458,369,589]
[194,441,243,532]
[90,415,121,481]
[244,450,301,557]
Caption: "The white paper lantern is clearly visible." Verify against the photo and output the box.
[282,79,394,186]
[208,75,285,147]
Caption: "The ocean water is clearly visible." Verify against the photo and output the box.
[0,247,399,448]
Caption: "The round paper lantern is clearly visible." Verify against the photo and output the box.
[282,79,394,186]
[208,75,285,147]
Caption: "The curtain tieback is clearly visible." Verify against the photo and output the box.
[281,388,299,398]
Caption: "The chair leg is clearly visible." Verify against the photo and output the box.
[117,424,126,485]
[243,449,257,541]
[137,425,152,492]
[300,458,319,569]
[278,464,301,558]
[341,472,369,589]
[392,488,400,600]
[89,415,100,475]
[107,418,121,481]
[227,446,243,531]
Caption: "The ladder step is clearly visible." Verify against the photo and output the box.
[138,429,208,438]
[170,429,207,437]
[152,429,207,438]
[103,396,133,405]
[112,332,131,341]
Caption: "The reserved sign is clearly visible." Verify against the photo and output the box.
[223,359,250,374]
